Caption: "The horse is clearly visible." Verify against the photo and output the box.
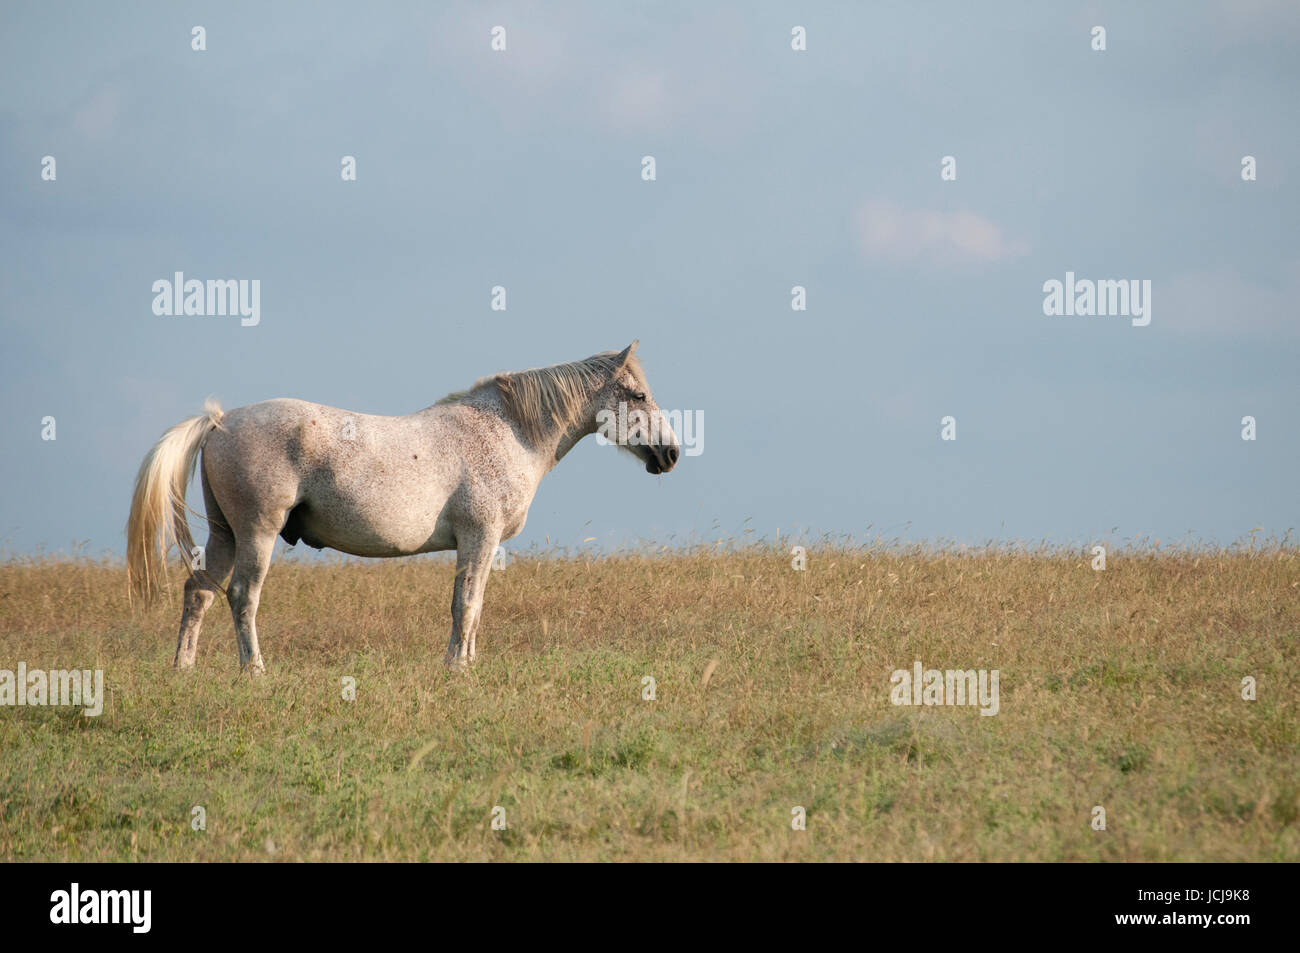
[125,341,680,673]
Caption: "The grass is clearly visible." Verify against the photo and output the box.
[0,542,1296,861]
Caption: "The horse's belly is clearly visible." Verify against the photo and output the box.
[285,493,452,557]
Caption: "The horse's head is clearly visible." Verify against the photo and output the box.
[595,340,680,474]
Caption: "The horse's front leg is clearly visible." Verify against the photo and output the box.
[444,533,498,671]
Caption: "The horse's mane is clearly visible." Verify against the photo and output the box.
[437,350,642,445]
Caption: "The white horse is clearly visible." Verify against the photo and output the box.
[126,342,679,673]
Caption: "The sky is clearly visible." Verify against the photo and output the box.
[1,0,1297,559]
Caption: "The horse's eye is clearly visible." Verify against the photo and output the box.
[632,392,646,402]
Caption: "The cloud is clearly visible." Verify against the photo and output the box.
[429,8,758,141]
[72,86,122,140]
[855,199,1029,265]
[598,68,673,135]
[1161,263,1300,337]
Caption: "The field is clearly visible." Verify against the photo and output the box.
[1,544,1297,861]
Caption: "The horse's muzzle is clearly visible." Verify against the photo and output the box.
[646,444,680,474]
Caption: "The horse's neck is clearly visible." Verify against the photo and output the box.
[464,387,597,475]
[548,415,598,469]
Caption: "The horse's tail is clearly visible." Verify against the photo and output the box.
[126,398,225,604]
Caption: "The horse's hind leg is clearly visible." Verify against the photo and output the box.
[227,530,277,674]
[174,474,236,669]
[174,526,234,668]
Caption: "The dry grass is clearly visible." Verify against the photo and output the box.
[0,543,1296,861]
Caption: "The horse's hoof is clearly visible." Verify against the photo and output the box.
[444,657,470,673]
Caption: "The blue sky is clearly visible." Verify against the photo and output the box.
[1,1,1297,558]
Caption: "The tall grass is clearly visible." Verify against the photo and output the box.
[0,542,1296,860]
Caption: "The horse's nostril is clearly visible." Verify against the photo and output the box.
[665,445,680,467]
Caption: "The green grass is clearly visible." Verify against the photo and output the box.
[1,545,1297,860]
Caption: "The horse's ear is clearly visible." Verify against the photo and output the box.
[614,339,639,368]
